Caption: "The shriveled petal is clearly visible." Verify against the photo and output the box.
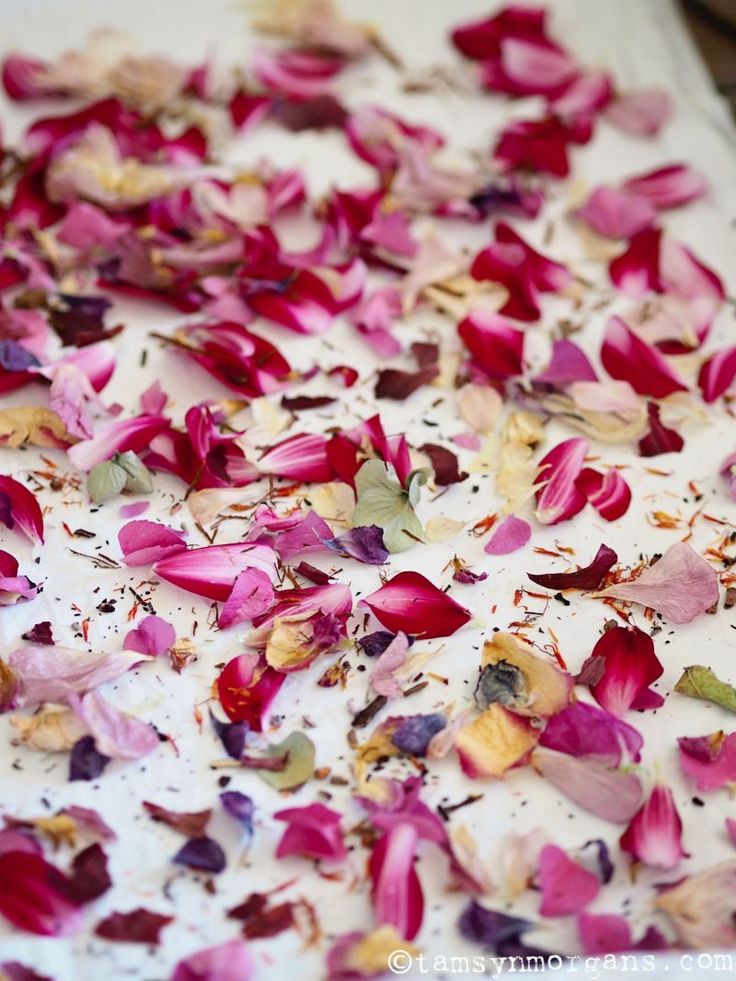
[7,645,145,708]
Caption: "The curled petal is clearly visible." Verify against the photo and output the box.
[585,626,663,716]
[540,701,643,765]
[620,784,688,870]
[679,732,736,792]
[458,311,525,380]
[698,346,736,403]
[175,321,290,397]
[594,542,719,624]
[455,704,539,779]
[601,316,688,398]
[576,467,631,522]
[638,402,684,457]
[274,803,347,862]
[528,543,617,591]
[534,437,588,526]
[361,571,471,639]
[369,823,424,941]
[217,653,285,731]
[68,414,170,471]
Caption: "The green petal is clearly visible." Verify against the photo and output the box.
[353,458,425,553]
[257,731,315,790]
[675,665,736,714]
[88,460,127,503]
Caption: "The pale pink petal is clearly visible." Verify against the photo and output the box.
[533,747,643,823]
[577,186,656,240]
[72,690,159,760]
[369,632,410,698]
[595,541,719,624]
[605,88,672,136]
[622,163,709,209]
[8,646,145,708]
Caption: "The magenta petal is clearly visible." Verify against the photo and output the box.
[68,415,170,471]
[118,520,186,567]
[0,475,44,544]
[576,468,631,522]
[533,747,643,823]
[679,732,736,792]
[171,940,254,981]
[698,346,736,403]
[0,852,84,937]
[609,228,662,296]
[73,690,159,761]
[537,844,600,917]
[539,701,643,765]
[153,543,278,602]
[369,823,424,941]
[274,803,347,862]
[578,912,632,954]
[258,432,332,483]
[219,569,275,630]
[484,515,532,555]
[123,615,176,657]
[458,311,525,379]
[362,572,472,639]
[620,784,688,870]
[595,542,719,624]
[578,186,656,240]
[535,437,588,526]
[601,316,687,398]
[587,626,663,716]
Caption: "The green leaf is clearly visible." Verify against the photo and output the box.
[674,665,736,713]
[353,459,426,553]
[87,460,127,503]
[115,451,153,494]
[257,732,315,790]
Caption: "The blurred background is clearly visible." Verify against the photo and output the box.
[681,0,736,117]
